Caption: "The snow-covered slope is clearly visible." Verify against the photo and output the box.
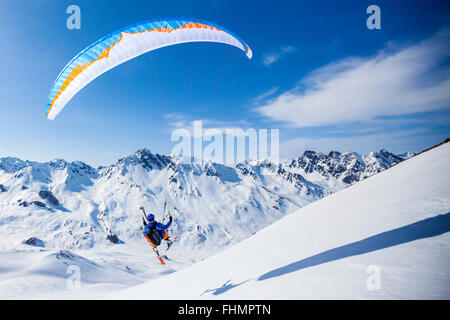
[109,142,450,299]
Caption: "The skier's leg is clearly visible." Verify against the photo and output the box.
[166,239,173,249]
[152,246,161,256]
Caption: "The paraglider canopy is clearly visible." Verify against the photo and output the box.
[46,18,252,120]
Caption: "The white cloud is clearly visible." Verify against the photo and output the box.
[263,46,297,66]
[263,54,278,66]
[164,113,190,128]
[255,30,450,127]
[249,87,279,104]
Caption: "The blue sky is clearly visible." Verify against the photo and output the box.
[0,0,449,167]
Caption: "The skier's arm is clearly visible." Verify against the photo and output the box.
[161,211,173,230]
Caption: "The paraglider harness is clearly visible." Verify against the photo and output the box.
[140,206,171,247]
[145,221,163,246]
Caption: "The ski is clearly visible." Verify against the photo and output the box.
[142,231,166,265]
[152,247,166,265]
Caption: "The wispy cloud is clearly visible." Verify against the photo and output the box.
[249,87,279,104]
[255,29,450,127]
[263,46,297,66]
[164,113,190,128]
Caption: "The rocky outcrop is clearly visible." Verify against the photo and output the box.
[106,234,120,244]
[22,237,45,247]
[38,190,60,206]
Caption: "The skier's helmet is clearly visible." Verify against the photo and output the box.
[147,213,155,221]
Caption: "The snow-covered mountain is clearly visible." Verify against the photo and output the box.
[0,148,411,255]
[109,141,450,300]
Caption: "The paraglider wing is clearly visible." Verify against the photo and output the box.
[46,18,252,120]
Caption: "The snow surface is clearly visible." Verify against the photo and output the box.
[108,142,450,299]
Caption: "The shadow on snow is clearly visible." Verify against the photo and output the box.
[258,212,450,281]
[200,279,250,296]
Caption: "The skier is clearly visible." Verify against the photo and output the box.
[140,207,174,250]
